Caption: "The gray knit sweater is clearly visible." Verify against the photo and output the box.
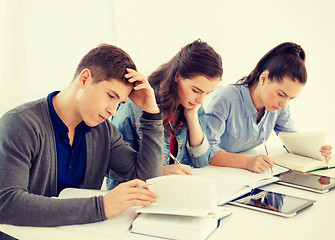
[0,97,163,227]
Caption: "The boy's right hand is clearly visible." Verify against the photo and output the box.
[125,69,160,114]
[102,179,157,219]
[162,164,192,175]
[246,155,274,173]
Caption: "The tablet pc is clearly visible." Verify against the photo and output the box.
[0,231,18,240]
[276,170,335,193]
[228,188,315,217]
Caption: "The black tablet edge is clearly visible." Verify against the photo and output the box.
[228,188,316,217]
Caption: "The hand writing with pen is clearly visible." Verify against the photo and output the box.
[162,154,192,175]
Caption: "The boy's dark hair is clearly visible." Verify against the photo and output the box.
[73,44,137,85]
[237,42,307,87]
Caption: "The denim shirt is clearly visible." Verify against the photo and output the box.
[205,84,297,159]
[111,99,210,167]
[106,99,210,189]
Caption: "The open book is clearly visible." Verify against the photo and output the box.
[132,175,231,240]
[192,165,285,205]
[132,207,231,240]
[136,175,218,217]
[272,132,335,172]
[57,188,139,236]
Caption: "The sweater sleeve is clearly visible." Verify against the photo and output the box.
[107,111,164,181]
[0,109,106,227]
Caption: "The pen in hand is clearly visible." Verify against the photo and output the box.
[262,138,273,173]
[136,183,152,188]
[169,153,181,165]
[169,153,193,175]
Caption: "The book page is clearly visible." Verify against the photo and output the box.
[132,212,219,240]
[192,165,283,205]
[137,175,217,217]
[132,208,231,240]
[273,152,326,172]
[58,188,139,236]
[278,132,325,161]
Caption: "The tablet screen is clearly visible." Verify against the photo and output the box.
[277,170,335,193]
[229,188,315,217]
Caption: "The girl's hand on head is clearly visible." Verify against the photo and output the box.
[246,155,274,173]
[162,164,192,175]
[102,179,157,219]
[126,69,160,114]
[320,145,332,163]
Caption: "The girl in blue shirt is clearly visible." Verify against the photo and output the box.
[206,42,332,173]
[106,40,223,189]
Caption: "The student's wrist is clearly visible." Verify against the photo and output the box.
[145,105,160,114]
[243,155,253,170]
[142,101,161,114]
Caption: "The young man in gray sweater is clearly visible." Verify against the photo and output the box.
[0,44,163,227]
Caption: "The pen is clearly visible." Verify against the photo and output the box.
[169,153,181,165]
[262,138,273,173]
[136,183,152,188]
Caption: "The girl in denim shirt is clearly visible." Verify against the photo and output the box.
[106,40,223,189]
[206,42,332,173]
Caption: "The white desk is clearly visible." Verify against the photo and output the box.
[1,168,334,240]
[1,138,334,240]
[212,168,335,240]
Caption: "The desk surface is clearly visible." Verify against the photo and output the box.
[1,139,334,240]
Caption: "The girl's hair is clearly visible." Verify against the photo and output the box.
[149,39,223,126]
[236,42,307,87]
[73,44,136,85]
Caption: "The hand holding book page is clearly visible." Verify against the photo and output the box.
[57,188,139,236]
[136,175,218,217]
[272,132,334,172]
[278,132,326,160]
[192,165,287,205]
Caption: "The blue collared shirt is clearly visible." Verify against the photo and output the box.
[47,91,91,195]
[110,99,209,167]
[205,85,296,158]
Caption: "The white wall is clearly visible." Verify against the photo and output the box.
[111,0,335,144]
[0,0,24,114]
[1,0,335,144]
[0,0,114,115]
[21,0,115,102]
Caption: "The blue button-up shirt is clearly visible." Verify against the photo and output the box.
[205,85,296,159]
[47,91,91,195]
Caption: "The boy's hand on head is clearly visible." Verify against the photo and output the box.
[125,69,160,114]
[102,179,157,219]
